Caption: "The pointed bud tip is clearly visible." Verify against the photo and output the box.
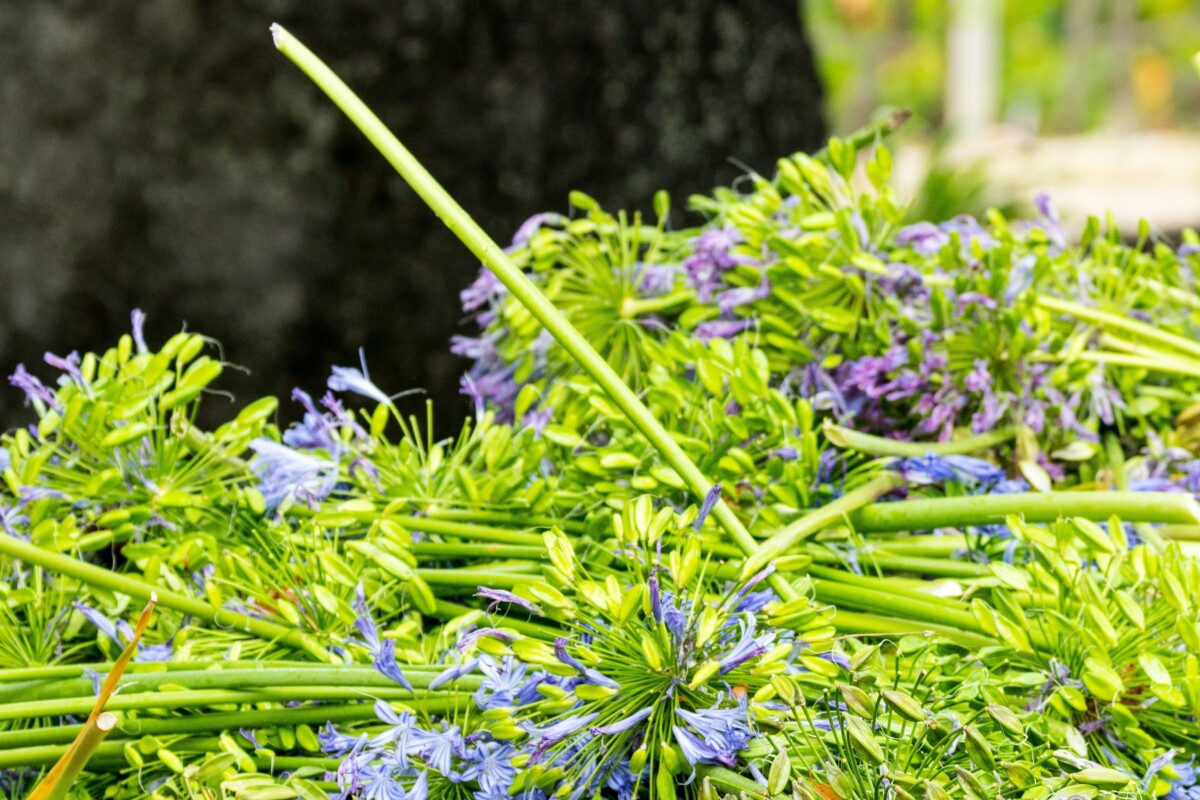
[270,23,285,49]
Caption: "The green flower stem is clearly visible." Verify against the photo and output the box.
[0,686,444,723]
[0,659,438,684]
[0,531,326,659]
[392,517,544,545]
[427,509,585,534]
[1105,432,1129,491]
[807,565,972,611]
[290,508,547,546]
[3,741,125,774]
[0,741,341,770]
[0,700,447,750]
[812,579,984,633]
[824,421,1016,457]
[831,610,995,650]
[5,666,481,704]
[1101,332,1200,373]
[806,550,988,579]
[270,25,799,603]
[419,569,530,589]
[411,542,546,560]
[871,537,967,556]
[740,473,905,577]
[850,491,1200,534]
[620,290,693,319]
[431,600,563,640]
[1162,525,1200,541]
[1036,295,1200,361]
[1031,348,1200,380]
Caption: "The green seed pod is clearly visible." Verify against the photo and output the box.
[985,704,1025,740]
[922,779,952,800]
[770,675,800,707]
[845,715,885,765]
[962,725,995,771]
[881,689,927,722]
[838,683,876,718]
[768,750,792,795]
[954,766,987,800]
[999,761,1036,789]
[629,746,648,775]
[1073,767,1135,790]
[656,764,677,799]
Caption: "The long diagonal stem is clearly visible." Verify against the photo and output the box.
[270,24,799,601]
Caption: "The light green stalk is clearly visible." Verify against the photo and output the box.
[270,25,798,601]
[1037,295,1200,361]
[0,531,326,659]
[824,420,1015,457]
[740,473,904,577]
[850,490,1200,533]
[0,700,458,750]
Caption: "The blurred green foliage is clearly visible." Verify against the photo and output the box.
[808,0,1200,135]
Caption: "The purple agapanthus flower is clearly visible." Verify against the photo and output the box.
[283,388,341,453]
[554,638,619,688]
[329,367,391,408]
[247,438,338,509]
[964,359,992,393]
[131,309,149,354]
[477,587,542,615]
[429,658,479,691]
[694,319,751,342]
[352,587,414,691]
[685,227,744,301]
[1034,192,1068,252]
[456,627,518,653]
[718,615,774,673]
[693,484,722,531]
[73,602,172,662]
[473,655,532,710]
[319,722,367,757]
[673,698,754,768]
[462,741,517,794]
[509,212,566,250]
[44,351,83,385]
[590,707,652,736]
[461,268,506,315]
[714,275,771,313]
[526,713,599,760]
[896,222,949,257]
[410,723,465,777]
[9,364,61,412]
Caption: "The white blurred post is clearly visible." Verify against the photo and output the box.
[945,0,1002,141]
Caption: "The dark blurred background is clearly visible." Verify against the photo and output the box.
[0,1,827,436]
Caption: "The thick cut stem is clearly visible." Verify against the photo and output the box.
[851,491,1200,533]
